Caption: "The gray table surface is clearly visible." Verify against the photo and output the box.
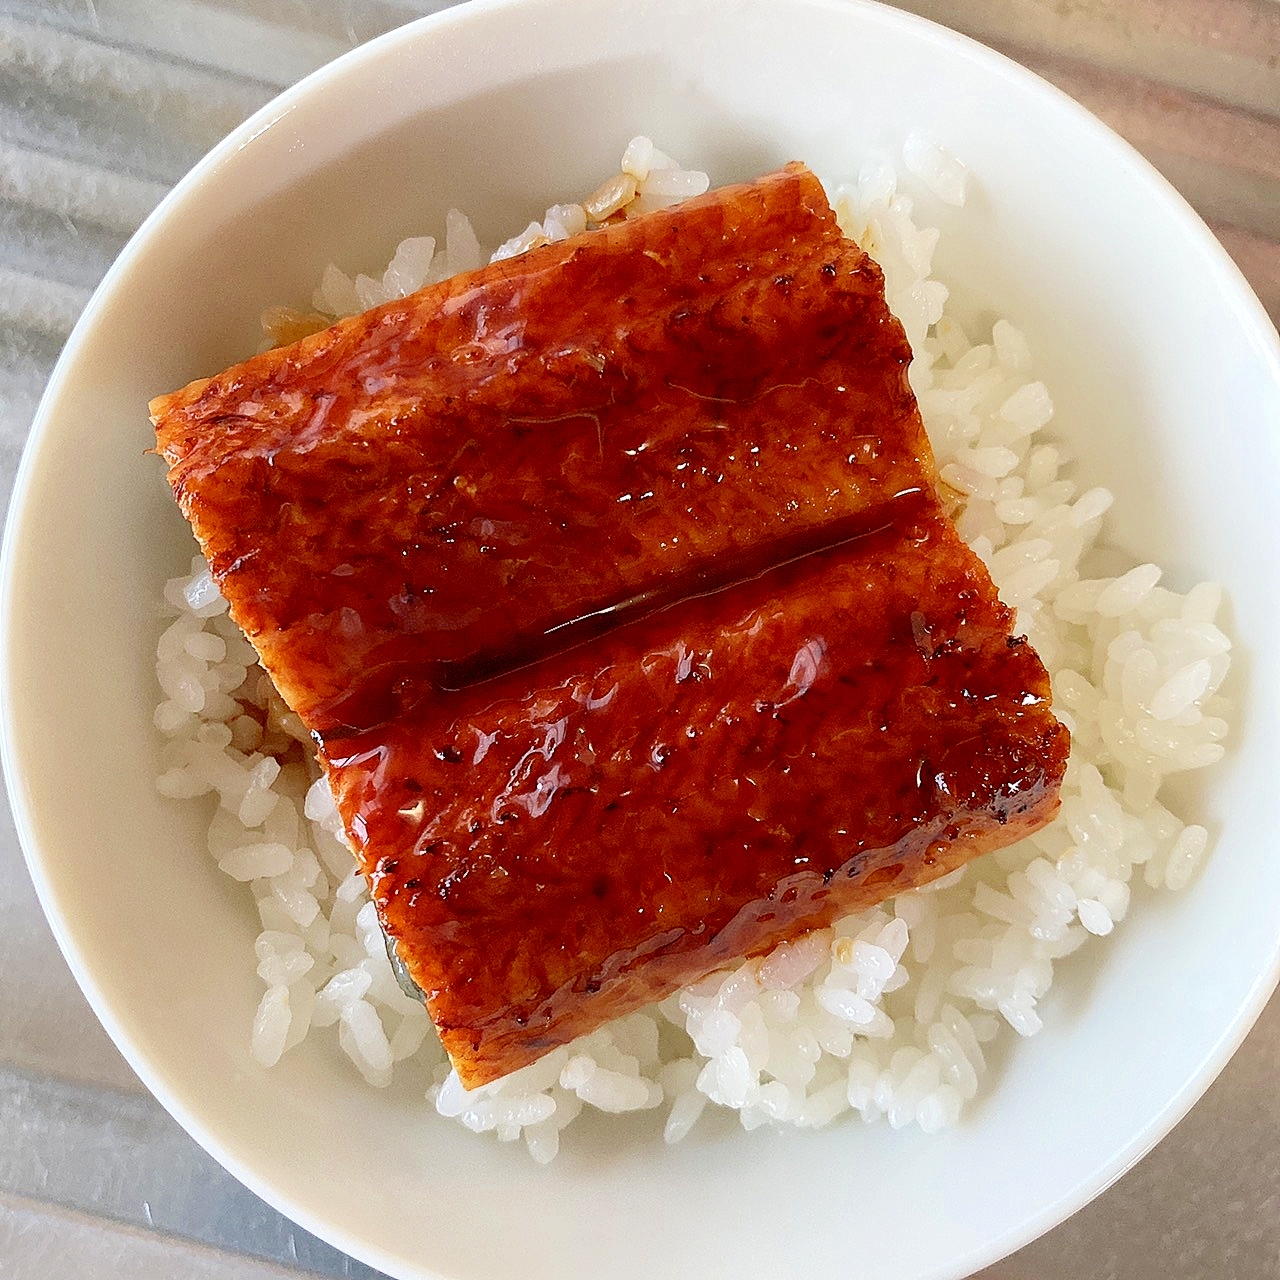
[2,1,1278,1276]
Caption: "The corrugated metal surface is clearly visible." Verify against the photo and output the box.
[1,2,1277,1277]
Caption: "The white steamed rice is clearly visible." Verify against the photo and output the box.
[154,138,1231,1164]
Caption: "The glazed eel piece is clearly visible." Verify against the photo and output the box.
[152,164,1068,1087]
[152,164,931,737]
[325,509,1068,1085]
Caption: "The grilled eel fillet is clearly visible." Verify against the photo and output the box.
[153,164,1068,1086]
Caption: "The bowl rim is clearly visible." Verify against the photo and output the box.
[4,0,1279,1277]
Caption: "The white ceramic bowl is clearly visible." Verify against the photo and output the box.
[5,1,1280,1276]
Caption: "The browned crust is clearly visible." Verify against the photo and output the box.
[152,166,1069,1088]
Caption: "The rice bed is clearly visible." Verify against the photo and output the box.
[153,139,1231,1163]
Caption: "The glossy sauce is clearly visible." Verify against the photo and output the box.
[152,165,928,735]
[153,165,1069,1088]
[325,509,1067,1084]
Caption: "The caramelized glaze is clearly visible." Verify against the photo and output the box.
[326,509,1067,1083]
[152,164,928,736]
[152,165,1069,1088]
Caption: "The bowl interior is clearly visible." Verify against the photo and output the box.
[4,0,1280,1277]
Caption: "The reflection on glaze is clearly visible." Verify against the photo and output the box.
[153,165,1068,1087]
[327,514,1067,1085]
[154,165,927,736]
